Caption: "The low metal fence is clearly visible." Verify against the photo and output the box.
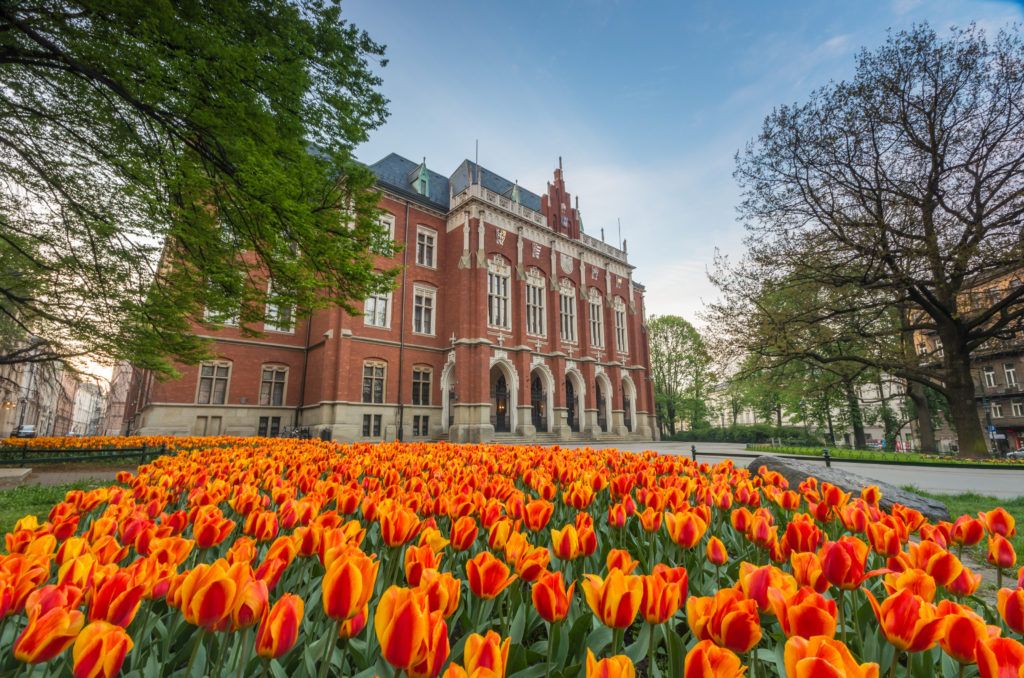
[685,445,1024,471]
[0,444,167,467]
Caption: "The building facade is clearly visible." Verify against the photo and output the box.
[71,382,106,436]
[124,154,658,443]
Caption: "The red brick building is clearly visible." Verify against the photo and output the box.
[124,154,658,443]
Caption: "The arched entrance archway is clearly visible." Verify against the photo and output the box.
[564,369,584,433]
[621,374,637,433]
[489,361,518,434]
[595,372,613,433]
[530,366,555,434]
[441,360,455,432]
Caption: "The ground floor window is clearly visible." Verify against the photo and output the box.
[362,413,382,437]
[193,415,222,435]
[413,415,429,436]
[258,416,281,437]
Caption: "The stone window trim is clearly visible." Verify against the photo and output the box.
[362,360,387,404]
[196,361,232,405]
[264,281,295,334]
[613,296,628,355]
[487,255,512,330]
[588,287,604,349]
[415,225,437,269]
[364,291,392,329]
[259,365,288,407]
[373,212,396,255]
[559,279,578,345]
[525,269,546,338]
[412,365,432,406]
[412,284,437,336]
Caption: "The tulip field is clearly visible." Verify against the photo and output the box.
[2,436,1024,677]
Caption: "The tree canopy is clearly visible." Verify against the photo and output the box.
[648,315,713,436]
[711,24,1024,456]
[0,0,395,376]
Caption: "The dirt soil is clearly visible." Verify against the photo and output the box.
[22,461,137,487]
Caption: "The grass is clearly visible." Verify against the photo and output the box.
[747,443,1020,466]
[0,480,108,535]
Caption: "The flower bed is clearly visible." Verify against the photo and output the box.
[1,437,1022,677]
[745,443,1024,466]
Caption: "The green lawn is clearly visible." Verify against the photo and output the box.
[0,481,107,534]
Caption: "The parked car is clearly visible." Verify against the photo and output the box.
[10,424,36,438]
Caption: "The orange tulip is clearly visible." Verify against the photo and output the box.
[192,506,236,549]
[582,568,643,629]
[14,605,86,664]
[72,621,133,678]
[781,514,823,555]
[998,587,1024,636]
[951,515,986,547]
[405,544,444,587]
[976,637,1024,678]
[551,525,582,561]
[820,537,871,590]
[417,569,461,619]
[706,536,729,567]
[863,588,946,653]
[606,549,639,575]
[866,523,903,558]
[686,588,762,654]
[374,586,448,674]
[988,534,1017,570]
[173,560,249,631]
[532,570,574,623]
[607,502,628,529]
[981,508,1017,538]
[768,586,837,639]
[381,505,421,547]
[639,570,685,625]
[936,600,999,665]
[737,562,797,612]
[89,571,144,628]
[882,569,937,603]
[683,640,745,678]
[790,552,829,593]
[231,576,269,629]
[947,566,983,598]
[638,507,663,533]
[466,552,517,600]
[665,511,708,549]
[338,604,369,640]
[322,549,379,621]
[450,516,478,552]
[243,510,279,542]
[464,631,511,676]
[585,649,636,678]
[255,593,304,659]
[784,636,879,678]
[523,499,554,532]
[904,541,964,587]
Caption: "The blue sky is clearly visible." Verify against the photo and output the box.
[344,0,1023,324]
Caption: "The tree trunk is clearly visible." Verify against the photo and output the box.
[775,405,782,428]
[825,404,836,446]
[843,381,867,449]
[667,401,677,436]
[944,347,988,458]
[906,381,936,453]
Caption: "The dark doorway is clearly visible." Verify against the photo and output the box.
[566,376,579,432]
[596,381,608,432]
[531,374,547,432]
[624,393,632,432]
[491,368,510,433]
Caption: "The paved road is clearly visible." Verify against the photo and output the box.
[555,440,1024,500]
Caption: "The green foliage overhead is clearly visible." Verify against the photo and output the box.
[648,314,713,434]
[0,0,396,375]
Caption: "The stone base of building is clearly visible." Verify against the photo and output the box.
[129,402,658,444]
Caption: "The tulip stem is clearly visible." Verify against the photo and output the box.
[647,623,657,672]
[186,630,208,678]
[612,627,624,656]
[888,651,900,678]
[997,567,1003,591]
[318,620,340,678]
[837,589,848,647]
[236,627,253,678]
[957,663,965,678]
[546,621,555,678]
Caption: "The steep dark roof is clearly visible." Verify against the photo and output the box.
[367,153,450,210]
[449,160,543,213]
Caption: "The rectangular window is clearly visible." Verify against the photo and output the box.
[372,216,395,255]
[197,363,230,404]
[362,413,382,437]
[412,415,430,436]
[589,300,604,348]
[526,282,546,336]
[362,362,385,404]
[413,287,435,335]
[259,367,287,406]
[1012,400,1023,417]
[992,402,1003,418]
[264,282,294,333]
[412,367,431,406]
[193,416,222,435]
[559,292,577,343]
[364,293,390,328]
[615,307,628,353]
[488,270,510,329]
[1005,363,1018,387]
[203,306,239,327]
[416,227,436,267]
[984,366,997,388]
[257,416,281,437]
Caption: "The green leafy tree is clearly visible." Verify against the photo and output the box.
[648,315,713,436]
[0,0,395,375]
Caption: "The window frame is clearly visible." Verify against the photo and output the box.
[992,401,1003,418]
[983,366,997,388]
[361,360,387,404]
[264,281,295,334]
[196,361,231,405]
[415,226,437,268]
[412,366,432,406]
[559,281,577,344]
[525,271,547,338]
[589,289,604,349]
[363,291,392,329]
[1012,400,1024,417]
[1005,363,1018,387]
[412,285,437,336]
[259,365,288,407]
[362,413,382,437]
[487,257,512,330]
[372,213,396,255]
[614,297,628,354]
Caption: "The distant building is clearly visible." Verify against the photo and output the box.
[100,363,132,436]
[123,155,657,443]
[71,382,106,436]
[1,350,79,437]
